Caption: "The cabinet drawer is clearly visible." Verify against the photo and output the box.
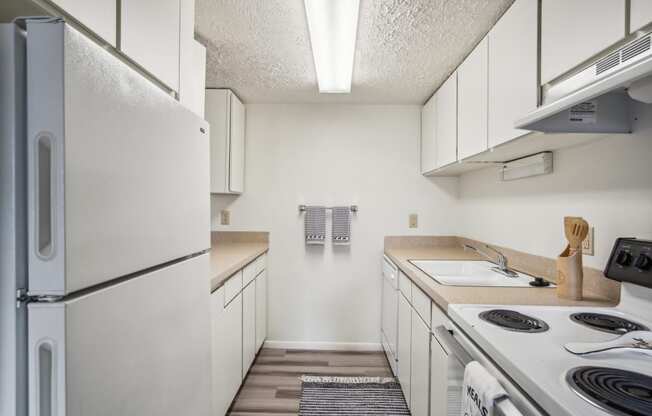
[431,302,448,329]
[243,261,257,286]
[399,272,412,300]
[254,254,267,276]
[411,284,431,328]
[224,270,243,305]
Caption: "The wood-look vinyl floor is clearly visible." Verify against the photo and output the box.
[228,348,393,416]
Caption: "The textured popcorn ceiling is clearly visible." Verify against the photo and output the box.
[196,0,514,104]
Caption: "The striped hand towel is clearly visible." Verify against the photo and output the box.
[331,206,351,245]
[304,206,326,245]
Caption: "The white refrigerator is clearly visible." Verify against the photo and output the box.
[1,18,212,416]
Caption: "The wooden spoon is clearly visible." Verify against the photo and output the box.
[564,217,589,254]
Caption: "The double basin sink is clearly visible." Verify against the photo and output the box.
[408,260,552,287]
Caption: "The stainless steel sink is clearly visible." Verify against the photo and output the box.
[408,260,552,287]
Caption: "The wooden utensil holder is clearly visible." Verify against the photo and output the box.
[557,245,583,300]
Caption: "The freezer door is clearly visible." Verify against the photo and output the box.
[28,253,211,416]
[26,20,210,296]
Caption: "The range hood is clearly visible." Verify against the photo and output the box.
[516,30,652,133]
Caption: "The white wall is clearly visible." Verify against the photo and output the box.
[458,102,652,269]
[211,104,458,346]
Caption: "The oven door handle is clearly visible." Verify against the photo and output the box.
[433,325,525,416]
[433,325,473,366]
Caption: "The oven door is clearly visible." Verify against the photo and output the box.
[433,324,546,416]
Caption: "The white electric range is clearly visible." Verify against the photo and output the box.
[447,238,652,416]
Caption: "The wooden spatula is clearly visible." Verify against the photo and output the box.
[564,217,589,254]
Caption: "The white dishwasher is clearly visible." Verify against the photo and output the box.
[381,255,399,376]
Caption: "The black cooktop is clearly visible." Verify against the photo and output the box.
[570,312,649,335]
[478,309,549,333]
[567,366,652,416]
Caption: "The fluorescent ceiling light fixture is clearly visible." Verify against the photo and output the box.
[304,0,360,93]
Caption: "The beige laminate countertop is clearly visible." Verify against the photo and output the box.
[384,244,617,312]
[210,232,269,292]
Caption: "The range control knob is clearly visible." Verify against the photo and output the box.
[634,254,652,271]
[615,251,633,266]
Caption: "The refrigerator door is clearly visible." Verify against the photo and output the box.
[0,23,28,416]
[26,19,210,297]
[27,253,212,416]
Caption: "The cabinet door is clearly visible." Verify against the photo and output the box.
[430,336,448,416]
[541,0,626,85]
[243,282,256,375]
[255,271,267,352]
[420,95,437,174]
[121,0,181,91]
[51,0,116,46]
[488,0,538,147]
[397,293,412,405]
[179,0,206,117]
[229,93,245,193]
[212,290,242,416]
[631,0,652,33]
[435,73,457,168]
[411,314,430,416]
[382,277,398,357]
[458,37,488,160]
[206,89,230,194]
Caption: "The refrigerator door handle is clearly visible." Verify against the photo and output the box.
[34,133,56,260]
[35,340,56,415]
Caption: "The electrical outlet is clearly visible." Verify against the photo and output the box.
[582,227,594,256]
[220,209,231,225]
[409,213,418,229]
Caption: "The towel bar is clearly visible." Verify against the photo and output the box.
[298,205,358,213]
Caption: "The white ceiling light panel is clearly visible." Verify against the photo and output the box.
[304,0,360,93]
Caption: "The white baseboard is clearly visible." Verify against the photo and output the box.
[263,340,383,352]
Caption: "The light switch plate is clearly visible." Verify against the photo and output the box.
[221,209,231,225]
[582,227,594,256]
[409,213,418,229]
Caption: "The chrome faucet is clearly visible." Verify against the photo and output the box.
[464,244,519,278]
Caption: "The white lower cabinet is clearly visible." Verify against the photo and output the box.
[212,254,268,415]
[242,281,256,376]
[255,270,268,351]
[411,313,431,416]
[398,292,412,404]
[430,336,448,416]
[212,288,242,416]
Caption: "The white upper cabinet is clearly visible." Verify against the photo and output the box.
[205,89,246,194]
[179,0,206,117]
[541,0,626,84]
[435,73,457,168]
[121,0,181,91]
[50,0,117,46]
[420,95,437,174]
[488,0,538,148]
[230,94,246,193]
[457,37,488,160]
[631,0,652,33]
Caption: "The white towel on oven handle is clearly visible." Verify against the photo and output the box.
[461,361,508,416]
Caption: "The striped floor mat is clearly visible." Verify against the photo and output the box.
[298,375,410,415]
